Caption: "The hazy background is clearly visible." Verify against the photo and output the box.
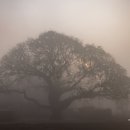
[0,0,130,75]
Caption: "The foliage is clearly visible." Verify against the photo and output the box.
[0,31,129,119]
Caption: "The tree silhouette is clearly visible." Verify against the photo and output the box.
[0,31,129,120]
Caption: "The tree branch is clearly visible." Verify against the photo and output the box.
[0,89,51,109]
[61,73,87,94]
[59,87,103,111]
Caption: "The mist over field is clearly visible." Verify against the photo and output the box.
[0,1,130,129]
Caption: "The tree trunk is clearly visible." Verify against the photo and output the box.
[48,87,63,121]
[50,108,62,121]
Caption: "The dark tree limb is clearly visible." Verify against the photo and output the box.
[0,89,51,109]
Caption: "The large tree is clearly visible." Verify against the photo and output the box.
[0,31,129,120]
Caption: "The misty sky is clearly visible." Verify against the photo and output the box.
[0,0,130,75]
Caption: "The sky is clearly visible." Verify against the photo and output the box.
[0,0,130,75]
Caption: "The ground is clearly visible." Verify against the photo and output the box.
[0,122,130,130]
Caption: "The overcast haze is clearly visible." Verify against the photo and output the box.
[0,0,130,75]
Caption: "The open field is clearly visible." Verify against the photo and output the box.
[0,122,130,130]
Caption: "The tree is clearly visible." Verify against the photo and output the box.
[0,31,129,120]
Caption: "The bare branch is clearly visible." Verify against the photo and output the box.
[0,89,50,109]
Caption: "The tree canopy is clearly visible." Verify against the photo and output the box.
[0,31,129,119]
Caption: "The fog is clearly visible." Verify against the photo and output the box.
[0,0,130,76]
[0,1,130,125]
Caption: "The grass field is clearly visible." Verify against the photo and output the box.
[0,122,130,130]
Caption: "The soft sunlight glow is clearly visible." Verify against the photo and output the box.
[85,63,90,69]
